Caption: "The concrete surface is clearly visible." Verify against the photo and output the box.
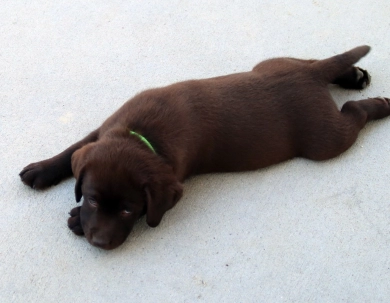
[1,1,390,302]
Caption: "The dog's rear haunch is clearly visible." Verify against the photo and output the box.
[20,46,390,250]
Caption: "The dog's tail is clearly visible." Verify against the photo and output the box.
[312,45,371,83]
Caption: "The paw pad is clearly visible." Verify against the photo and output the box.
[355,67,370,89]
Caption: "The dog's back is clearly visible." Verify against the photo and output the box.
[101,46,371,177]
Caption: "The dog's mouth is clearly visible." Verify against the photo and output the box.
[88,235,115,250]
[82,218,135,250]
[79,201,143,250]
[85,230,125,250]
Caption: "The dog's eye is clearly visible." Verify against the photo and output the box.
[121,209,133,216]
[88,197,98,207]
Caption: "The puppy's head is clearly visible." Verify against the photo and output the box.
[71,138,182,250]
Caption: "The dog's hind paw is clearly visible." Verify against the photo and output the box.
[334,66,371,90]
[355,67,371,89]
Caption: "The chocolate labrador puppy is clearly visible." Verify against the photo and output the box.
[20,46,390,250]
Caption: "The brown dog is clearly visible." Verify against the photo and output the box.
[20,46,390,250]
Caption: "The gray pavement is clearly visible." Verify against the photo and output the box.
[1,1,390,302]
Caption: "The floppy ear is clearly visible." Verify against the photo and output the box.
[74,169,84,202]
[71,144,93,202]
[145,180,183,227]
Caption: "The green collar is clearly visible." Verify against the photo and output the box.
[129,130,157,154]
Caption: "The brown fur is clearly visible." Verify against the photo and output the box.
[20,46,390,249]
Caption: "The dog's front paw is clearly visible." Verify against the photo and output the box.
[67,206,84,236]
[19,160,64,189]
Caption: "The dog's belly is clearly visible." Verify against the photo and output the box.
[188,115,298,175]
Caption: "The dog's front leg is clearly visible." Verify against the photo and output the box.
[19,129,99,189]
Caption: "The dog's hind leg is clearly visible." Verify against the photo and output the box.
[342,97,390,124]
[19,129,99,189]
[302,97,390,161]
[332,66,371,89]
[312,45,371,87]
[286,47,371,89]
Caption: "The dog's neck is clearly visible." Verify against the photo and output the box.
[129,130,157,154]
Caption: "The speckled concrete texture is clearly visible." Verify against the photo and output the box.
[1,1,390,302]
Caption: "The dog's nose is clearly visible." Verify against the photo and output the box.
[91,235,112,249]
